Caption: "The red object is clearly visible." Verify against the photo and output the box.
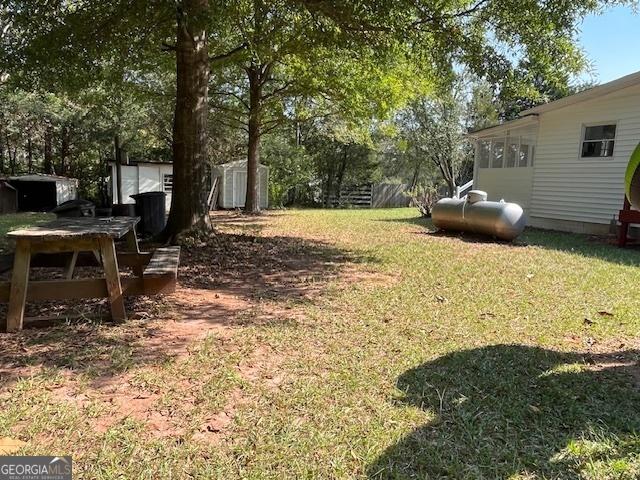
[617,197,640,247]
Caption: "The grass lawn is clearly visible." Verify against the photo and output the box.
[1,208,640,479]
[0,212,52,253]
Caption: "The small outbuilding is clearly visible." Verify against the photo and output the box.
[8,174,78,212]
[212,160,269,209]
[0,181,17,214]
[109,160,173,212]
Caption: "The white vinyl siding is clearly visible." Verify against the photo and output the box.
[475,167,534,212]
[530,82,640,225]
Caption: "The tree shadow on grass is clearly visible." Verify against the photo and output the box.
[379,213,640,267]
[179,232,376,302]
[368,345,640,479]
[0,231,371,387]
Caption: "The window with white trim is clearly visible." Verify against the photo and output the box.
[581,124,616,158]
[163,174,173,192]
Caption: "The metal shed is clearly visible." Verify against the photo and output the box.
[212,161,269,209]
[8,174,78,212]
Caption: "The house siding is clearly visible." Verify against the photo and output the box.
[530,83,640,225]
[475,167,534,212]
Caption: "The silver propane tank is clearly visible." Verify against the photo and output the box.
[431,190,526,241]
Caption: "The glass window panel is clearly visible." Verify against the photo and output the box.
[584,125,616,140]
[506,140,518,167]
[602,124,617,139]
[584,125,603,141]
[582,124,616,157]
[519,144,529,167]
[491,141,504,168]
[478,141,490,168]
[582,140,615,157]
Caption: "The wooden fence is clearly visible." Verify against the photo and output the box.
[328,183,410,208]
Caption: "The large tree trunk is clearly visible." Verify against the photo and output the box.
[43,124,53,174]
[162,0,211,241]
[114,135,123,204]
[245,64,263,214]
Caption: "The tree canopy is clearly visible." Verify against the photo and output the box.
[0,0,631,236]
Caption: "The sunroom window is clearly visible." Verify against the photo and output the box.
[506,139,518,167]
[581,124,616,158]
[491,141,504,168]
[478,141,490,168]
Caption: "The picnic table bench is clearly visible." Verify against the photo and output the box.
[1,217,180,332]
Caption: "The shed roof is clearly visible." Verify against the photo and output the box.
[8,174,78,184]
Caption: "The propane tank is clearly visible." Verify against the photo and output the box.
[432,190,526,241]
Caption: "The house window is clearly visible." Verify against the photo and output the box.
[478,141,490,168]
[491,141,504,168]
[506,139,518,168]
[581,124,616,158]
[519,144,530,167]
[163,174,173,192]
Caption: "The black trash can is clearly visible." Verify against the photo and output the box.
[52,199,96,218]
[111,203,136,217]
[131,191,166,237]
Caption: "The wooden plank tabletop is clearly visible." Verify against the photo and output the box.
[7,217,140,240]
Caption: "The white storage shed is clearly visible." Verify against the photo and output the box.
[110,161,173,212]
[213,160,269,209]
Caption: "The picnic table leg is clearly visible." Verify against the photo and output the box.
[99,237,126,323]
[64,250,79,279]
[6,239,31,332]
[125,228,140,253]
[124,228,143,277]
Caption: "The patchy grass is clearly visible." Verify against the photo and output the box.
[1,208,640,479]
[0,212,52,253]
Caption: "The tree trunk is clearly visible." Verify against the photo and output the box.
[27,136,33,173]
[335,144,349,199]
[43,124,53,174]
[324,162,335,207]
[410,160,421,190]
[162,0,211,241]
[114,135,123,204]
[245,64,263,214]
[7,140,15,175]
[0,127,5,174]
[59,125,70,176]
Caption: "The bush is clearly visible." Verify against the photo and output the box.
[408,185,439,217]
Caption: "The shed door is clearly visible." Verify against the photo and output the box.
[233,171,247,207]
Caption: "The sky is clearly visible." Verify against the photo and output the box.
[578,5,640,83]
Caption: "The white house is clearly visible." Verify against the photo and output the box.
[468,70,640,234]
[110,161,173,211]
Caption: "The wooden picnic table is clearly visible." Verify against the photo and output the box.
[4,217,142,332]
